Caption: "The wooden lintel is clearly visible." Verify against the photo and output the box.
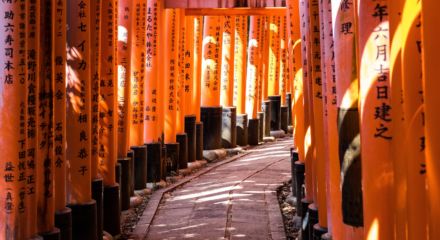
[184,7,286,16]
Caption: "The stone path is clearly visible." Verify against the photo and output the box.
[143,138,292,240]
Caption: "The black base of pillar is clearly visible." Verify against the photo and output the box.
[201,106,223,150]
[286,93,292,125]
[55,207,72,240]
[68,200,97,240]
[91,178,103,240]
[236,114,248,146]
[126,150,135,196]
[117,158,131,211]
[257,112,264,142]
[103,184,121,236]
[269,95,281,131]
[300,199,312,240]
[165,143,180,174]
[313,224,328,240]
[248,118,259,146]
[196,122,204,160]
[294,161,305,214]
[146,142,162,182]
[262,100,271,137]
[40,228,60,240]
[176,133,188,169]
[308,203,319,240]
[221,106,237,148]
[290,149,298,198]
[281,105,288,133]
[115,163,121,185]
[131,145,147,190]
[321,233,332,240]
[184,115,197,162]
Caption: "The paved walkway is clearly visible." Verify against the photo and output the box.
[143,138,292,240]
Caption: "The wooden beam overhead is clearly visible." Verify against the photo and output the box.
[184,7,286,16]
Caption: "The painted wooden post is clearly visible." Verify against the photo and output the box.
[164,9,180,144]
[246,16,261,120]
[184,16,196,116]
[286,0,304,160]
[176,9,186,135]
[233,16,248,114]
[53,0,72,239]
[36,1,59,236]
[0,0,28,238]
[356,0,394,239]
[201,16,223,108]
[247,16,262,145]
[219,15,237,148]
[26,0,39,238]
[234,16,248,146]
[389,1,408,239]
[299,0,315,204]
[307,0,328,236]
[193,16,203,122]
[261,16,269,101]
[90,0,101,182]
[400,1,426,239]
[100,0,120,235]
[420,0,440,238]
[117,0,132,158]
[66,0,97,238]
[331,1,364,239]
[279,15,288,106]
[267,16,280,97]
[145,0,163,143]
[220,16,235,108]
[200,16,223,150]
[99,0,117,188]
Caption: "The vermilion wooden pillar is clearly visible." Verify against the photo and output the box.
[245,16,261,145]
[400,1,426,239]
[66,0,97,239]
[164,9,180,144]
[100,0,117,186]
[299,0,314,205]
[278,15,288,106]
[261,16,270,101]
[220,16,235,108]
[183,16,196,116]
[193,16,204,158]
[389,2,408,239]
[53,0,71,239]
[421,1,440,238]
[100,0,120,235]
[200,16,223,150]
[193,16,203,122]
[176,9,186,135]
[233,16,247,115]
[117,0,132,158]
[356,0,394,239]
[201,16,222,108]
[234,16,248,146]
[90,0,101,183]
[331,2,364,239]
[307,0,328,236]
[0,1,28,238]
[26,0,40,238]
[37,1,59,237]
[286,0,304,159]
[145,0,163,143]
[246,16,261,120]
[267,16,280,97]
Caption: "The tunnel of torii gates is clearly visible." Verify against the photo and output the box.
[0,0,440,239]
